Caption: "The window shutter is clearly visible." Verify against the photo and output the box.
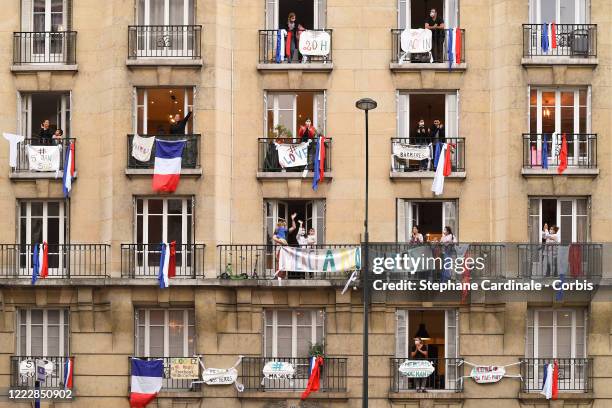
[266,0,277,29]
[66,0,72,30]
[443,201,458,240]
[396,199,406,242]
[316,200,326,244]
[443,0,458,27]
[397,0,407,29]
[21,0,32,31]
[316,0,326,29]
[395,310,407,358]
[397,92,408,139]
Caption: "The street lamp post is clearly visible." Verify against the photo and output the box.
[355,97,377,408]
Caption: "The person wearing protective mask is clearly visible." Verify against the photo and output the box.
[298,118,316,142]
[415,118,430,170]
[425,9,445,62]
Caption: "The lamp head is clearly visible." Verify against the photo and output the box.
[355,98,378,111]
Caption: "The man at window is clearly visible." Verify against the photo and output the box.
[39,119,54,145]
[425,9,445,63]
[169,107,193,135]
[285,12,305,63]
[410,337,429,392]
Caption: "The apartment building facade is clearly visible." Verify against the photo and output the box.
[0,0,611,407]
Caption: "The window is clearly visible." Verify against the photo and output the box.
[19,0,71,61]
[398,0,458,29]
[19,92,71,138]
[135,0,196,56]
[137,0,194,25]
[265,0,326,29]
[529,88,590,134]
[135,87,194,135]
[135,197,193,245]
[135,309,195,357]
[397,199,457,242]
[264,199,325,245]
[397,92,458,141]
[265,92,325,139]
[528,198,589,243]
[17,309,69,356]
[529,0,589,24]
[264,310,324,358]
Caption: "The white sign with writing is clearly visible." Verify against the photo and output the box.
[299,30,331,56]
[400,29,432,53]
[470,365,506,384]
[202,367,239,385]
[398,360,435,378]
[19,359,55,378]
[170,357,200,380]
[392,143,431,161]
[275,141,310,168]
[262,361,295,380]
[27,145,61,172]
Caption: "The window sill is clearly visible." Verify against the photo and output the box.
[9,170,77,180]
[390,171,466,179]
[257,171,333,180]
[521,56,598,66]
[11,64,78,72]
[126,58,203,67]
[389,391,464,402]
[125,168,202,177]
[390,62,467,72]
[522,167,599,177]
[238,391,348,400]
[257,62,333,72]
[518,391,593,402]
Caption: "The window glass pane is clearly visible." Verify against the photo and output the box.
[167,216,183,244]
[557,311,572,326]
[556,327,572,357]
[541,0,556,23]
[277,311,292,326]
[47,310,60,324]
[316,310,324,325]
[188,325,195,355]
[31,203,43,217]
[167,200,182,215]
[148,200,163,214]
[296,310,310,326]
[31,325,44,355]
[559,0,576,24]
[265,325,273,356]
[297,327,310,357]
[277,327,292,357]
[538,311,553,326]
[277,94,294,110]
[148,216,163,243]
[150,310,165,325]
[31,310,43,324]
[47,326,60,355]
[149,326,164,356]
[169,310,185,356]
[537,327,553,358]
[47,202,60,217]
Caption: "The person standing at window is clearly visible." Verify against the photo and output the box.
[410,226,424,244]
[285,13,305,63]
[410,337,429,392]
[425,9,445,63]
[39,119,54,145]
[169,107,193,134]
[440,226,457,243]
[414,119,430,170]
[52,129,64,145]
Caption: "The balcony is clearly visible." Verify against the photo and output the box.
[0,244,109,281]
[520,358,592,394]
[257,29,333,71]
[518,243,602,280]
[121,243,205,280]
[10,356,74,389]
[129,357,201,392]
[217,244,358,281]
[522,24,597,65]
[9,138,76,180]
[390,138,465,179]
[522,133,597,176]
[127,25,202,66]
[126,134,201,176]
[257,137,332,179]
[240,356,347,392]
[11,32,77,72]
[390,29,466,71]
[390,358,464,393]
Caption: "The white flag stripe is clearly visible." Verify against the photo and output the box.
[131,375,163,394]
[153,157,182,174]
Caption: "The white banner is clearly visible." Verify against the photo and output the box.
[278,246,361,273]
[392,143,431,161]
[275,141,310,168]
[132,134,155,162]
[398,360,435,378]
[202,367,239,385]
[299,30,331,56]
[170,357,200,380]
[470,366,506,384]
[262,361,295,381]
[27,145,61,172]
[400,29,432,53]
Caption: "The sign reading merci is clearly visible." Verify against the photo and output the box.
[400,28,433,53]
[299,30,331,56]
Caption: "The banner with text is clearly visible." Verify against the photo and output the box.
[299,30,331,56]
[392,142,431,161]
[278,246,361,273]
[400,29,432,53]
[275,141,310,168]
[27,145,61,172]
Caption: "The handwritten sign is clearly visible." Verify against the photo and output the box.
[278,246,361,273]
[400,29,432,54]
[470,365,505,384]
[392,143,431,161]
[398,360,435,378]
[299,31,331,56]
[27,145,61,172]
[262,361,295,380]
[202,367,239,385]
[275,141,310,168]
[19,359,55,378]
[170,357,199,380]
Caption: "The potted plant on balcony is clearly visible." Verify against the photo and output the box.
[307,341,325,379]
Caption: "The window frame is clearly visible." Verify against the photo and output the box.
[264,91,326,139]
[133,87,194,135]
[18,200,67,246]
[397,91,459,141]
[135,308,196,357]
[528,197,590,243]
[17,308,70,356]
[529,0,589,24]
[263,309,325,358]
[528,87,591,134]
[18,92,72,139]
[396,199,458,242]
[527,308,586,360]
[134,197,194,245]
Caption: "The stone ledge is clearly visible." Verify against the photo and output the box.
[257,171,333,179]
[11,64,78,72]
[389,391,464,402]
[126,58,203,67]
[390,62,467,72]
[390,171,466,179]
[0,278,107,286]
[521,57,598,66]
[238,391,348,400]
[257,62,333,71]
[518,391,594,402]
[9,170,78,180]
[521,167,599,177]
[125,168,202,177]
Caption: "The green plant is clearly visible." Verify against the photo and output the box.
[308,341,324,357]
[268,124,293,139]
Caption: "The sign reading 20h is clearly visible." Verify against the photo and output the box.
[299,31,331,56]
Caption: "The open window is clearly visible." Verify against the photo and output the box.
[134,87,194,135]
[264,199,325,245]
[395,309,459,391]
[265,91,325,139]
[398,92,458,140]
[19,92,71,138]
[398,0,458,29]
[397,199,457,242]
[528,198,589,243]
[265,0,326,30]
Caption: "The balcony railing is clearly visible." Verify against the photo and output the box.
[13,32,77,65]
[217,244,358,280]
[240,356,347,391]
[522,133,597,170]
[0,244,109,279]
[11,138,76,174]
[121,243,205,279]
[259,29,333,64]
[390,358,464,392]
[391,29,465,64]
[518,243,602,279]
[127,134,200,169]
[523,24,596,58]
[10,356,74,389]
[521,358,592,392]
[258,137,332,173]
[128,25,202,59]
[391,137,465,172]
[129,357,201,391]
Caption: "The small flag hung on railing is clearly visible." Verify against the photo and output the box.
[158,242,177,288]
[31,242,49,284]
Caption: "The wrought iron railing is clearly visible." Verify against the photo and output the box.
[240,356,347,391]
[127,134,200,169]
[217,244,358,280]
[121,243,205,279]
[522,133,597,169]
[129,357,201,391]
[258,29,333,64]
[128,25,202,59]
[258,137,332,172]
[13,32,77,64]
[520,358,592,392]
[11,138,76,174]
[391,28,465,64]
[10,356,74,389]
[391,137,465,172]
[523,24,596,58]
[390,358,464,392]
[518,243,602,279]
[0,244,109,279]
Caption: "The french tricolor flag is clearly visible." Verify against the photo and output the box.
[540,361,559,400]
[130,359,164,408]
[31,242,49,285]
[152,140,186,193]
[63,141,75,197]
[158,242,177,289]
[63,357,74,389]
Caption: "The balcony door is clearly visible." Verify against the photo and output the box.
[135,309,195,357]
[397,199,457,242]
[529,0,588,24]
[19,92,71,139]
[528,198,589,244]
[265,92,325,140]
[134,87,194,135]
[24,0,68,62]
[136,0,195,56]
[398,0,458,29]
[265,0,326,29]
[18,201,67,276]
